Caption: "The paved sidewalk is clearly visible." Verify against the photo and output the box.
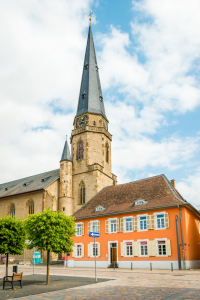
[1,265,200,299]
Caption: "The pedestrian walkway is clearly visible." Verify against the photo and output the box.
[0,265,200,299]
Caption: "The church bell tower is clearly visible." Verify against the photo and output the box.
[70,23,117,213]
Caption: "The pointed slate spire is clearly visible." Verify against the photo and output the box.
[76,24,107,119]
[61,136,71,162]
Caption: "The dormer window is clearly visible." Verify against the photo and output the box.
[100,96,103,102]
[41,176,51,183]
[82,93,86,99]
[134,199,148,206]
[95,205,105,212]
[96,66,99,71]
[84,63,88,70]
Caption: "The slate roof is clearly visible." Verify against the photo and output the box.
[73,174,187,219]
[0,169,59,198]
[76,24,107,119]
[61,138,71,162]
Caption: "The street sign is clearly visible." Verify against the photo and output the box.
[90,232,100,282]
[90,232,100,238]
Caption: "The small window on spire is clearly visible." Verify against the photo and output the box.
[100,96,103,102]
[82,93,86,99]
[84,64,88,70]
[96,66,99,71]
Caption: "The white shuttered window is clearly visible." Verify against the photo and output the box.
[88,242,101,257]
[74,244,84,258]
[105,219,119,233]
[88,221,100,234]
[76,223,84,236]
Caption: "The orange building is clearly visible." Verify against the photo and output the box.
[68,175,200,269]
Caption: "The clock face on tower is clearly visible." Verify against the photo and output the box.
[76,115,88,128]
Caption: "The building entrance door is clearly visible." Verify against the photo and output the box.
[110,243,117,264]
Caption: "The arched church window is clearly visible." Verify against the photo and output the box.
[10,204,15,217]
[105,143,109,163]
[77,140,84,160]
[29,200,34,215]
[80,182,85,205]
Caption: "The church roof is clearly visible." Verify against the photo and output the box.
[61,138,71,162]
[0,169,59,198]
[76,24,107,120]
[73,174,187,220]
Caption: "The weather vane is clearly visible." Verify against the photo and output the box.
[89,9,93,22]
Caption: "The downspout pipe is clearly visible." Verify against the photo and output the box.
[178,204,186,270]
[175,215,181,270]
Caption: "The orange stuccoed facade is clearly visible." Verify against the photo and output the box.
[69,206,200,269]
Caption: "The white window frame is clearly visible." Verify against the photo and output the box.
[108,217,117,234]
[137,214,148,232]
[76,222,83,236]
[138,239,149,257]
[123,240,134,257]
[155,238,168,257]
[154,212,166,230]
[90,242,100,257]
[123,216,133,232]
[198,221,200,233]
[90,220,98,233]
[75,243,82,257]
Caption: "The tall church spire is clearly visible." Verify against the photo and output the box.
[76,24,107,119]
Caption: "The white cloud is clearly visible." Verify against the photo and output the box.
[176,169,200,207]
[98,0,200,114]
[0,0,93,183]
[112,135,199,178]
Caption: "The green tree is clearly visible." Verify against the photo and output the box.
[25,209,76,284]
[0,216,26,276]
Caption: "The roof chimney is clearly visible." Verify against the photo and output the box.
[171,179,175,188]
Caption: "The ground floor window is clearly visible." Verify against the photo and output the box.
[158,240,166,256]
[140,241,148,256]
[76,244,82,257]
[92,243,98,256]
[126,242,133,256]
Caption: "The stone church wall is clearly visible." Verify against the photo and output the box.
[0,191,43,219]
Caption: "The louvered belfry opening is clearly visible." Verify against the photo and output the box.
[78,140,84,160]
[80,182,85,204]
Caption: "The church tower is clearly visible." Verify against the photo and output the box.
[71,23,117,213]
[59,137,73,215]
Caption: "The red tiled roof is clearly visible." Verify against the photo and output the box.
[73,174,186,219]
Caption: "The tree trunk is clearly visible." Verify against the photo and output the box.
[46,250,50,285]
[6,253,9,277]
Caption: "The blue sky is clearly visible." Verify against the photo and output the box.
[0,0,200,208]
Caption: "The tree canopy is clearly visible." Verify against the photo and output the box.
[0,216,26,276]
[25,209,76,284]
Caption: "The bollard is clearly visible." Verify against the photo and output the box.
[171,263,173,272]
[131,262,132,270]
[150,263,152,271]
[114,262,116,270]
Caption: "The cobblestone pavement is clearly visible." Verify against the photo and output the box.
[1,265,200,299]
